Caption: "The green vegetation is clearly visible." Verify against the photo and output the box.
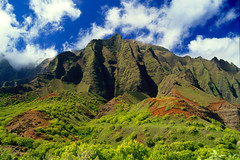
[0,90,239,159]
[176,84,221,106]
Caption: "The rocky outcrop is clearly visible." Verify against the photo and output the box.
[209,101,240,131]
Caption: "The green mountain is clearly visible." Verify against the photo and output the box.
[0,58,50,88]
[0,34,240,159]
[24,33,240,104]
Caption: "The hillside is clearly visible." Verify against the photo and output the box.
[0,90,240,159]
[0,34,240,159]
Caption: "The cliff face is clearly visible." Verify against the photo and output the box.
[29,33,240,105]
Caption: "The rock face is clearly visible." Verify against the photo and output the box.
[29,33,240,105]
[209,101,240,131]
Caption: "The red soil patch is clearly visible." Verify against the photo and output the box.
[37,91,58,101]
[208,100,226,111]
[147,93,221,121]
[150,107,192,118]
[147,97,193,118]
[208,100,240,111]
[5,110,50,139]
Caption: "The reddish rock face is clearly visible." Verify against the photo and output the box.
[209,101,240,131]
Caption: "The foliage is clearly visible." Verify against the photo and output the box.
[0,90,240,159]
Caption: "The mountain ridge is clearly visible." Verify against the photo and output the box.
[18,33,239,105]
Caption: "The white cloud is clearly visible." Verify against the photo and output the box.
[68,23,115,50]
[0,2,19,49]
[186,36,240,67]
[26,0,81,40]
[30,0,81,23]
[5,45,57,69]
[159,0,223,49]
[71,0,224,50]
[0,0,81,69]
[216,8,238,27]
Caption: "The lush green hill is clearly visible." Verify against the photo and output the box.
[0,34,240,159]
[0,90,240,159]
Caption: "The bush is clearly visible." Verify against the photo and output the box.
[109,125,115,131]
[162,114,170,120]
[180,107,187,111]
[0,148,18,160]
[129,132,137,140]
[177,128,185,134]
[207,134,215,140]
[187,126,199,135]
[114,134,123,142]
[115,140,149,159]
[186,121,191,126]
[169,121,175,126]
[169,141,197,151]
[153,136,165,142]
[165,106,171,111]
[206,125,216,131]
[15,137,34,148]
[61,130,69,137]
[188,115,198,120]
[135,112,151,121]
[146,137,155,147]
[142,127,148,133]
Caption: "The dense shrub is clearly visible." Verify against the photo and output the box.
[187,126,199,135]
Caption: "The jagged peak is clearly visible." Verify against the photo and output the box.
[211,57,239,72]
[111,33,122,39]
[211,57,219,62]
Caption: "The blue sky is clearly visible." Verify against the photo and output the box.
[0,0,239,69]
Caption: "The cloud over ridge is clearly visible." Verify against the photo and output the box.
[0,0,80,69]
[68,0,239,67]
[71,0,224,50]
[0,0,239,69]
[186,36,240,67]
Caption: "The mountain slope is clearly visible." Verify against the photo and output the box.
[26,33,240,105]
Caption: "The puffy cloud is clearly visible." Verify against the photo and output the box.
[186,36,240,67]
[71,0,224,50]
[0,0,80,69]
[0,1,21,53]
[159,0,223,49]
[26,0,81,40]
[30,0,81,23]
